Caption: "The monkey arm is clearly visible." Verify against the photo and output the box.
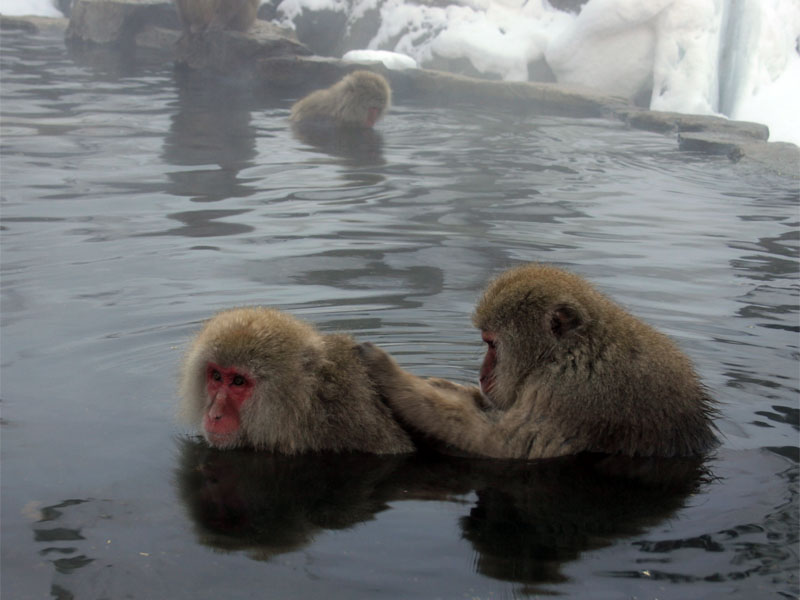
[424,377,495,411]
[359,343,578,460]
[359,343,517,458]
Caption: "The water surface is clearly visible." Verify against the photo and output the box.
[1,28,798,600]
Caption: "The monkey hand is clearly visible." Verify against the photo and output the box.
[357,341,437,412]
[356,342,404,385]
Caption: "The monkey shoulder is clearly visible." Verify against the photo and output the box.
[314,334,415,453]
[354,341,401,377]
[290,89,331,122]
[316,332,361,375]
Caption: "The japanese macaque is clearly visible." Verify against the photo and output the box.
[175,0,259,34]
[361,264,718,459]
[290,70,391,129]
[179,307,414,454]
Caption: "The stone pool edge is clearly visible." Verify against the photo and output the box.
[2,7,798,180]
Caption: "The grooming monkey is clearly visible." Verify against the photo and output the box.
[361,264,718,459]
[179,307,414,454]
[175,0,259,34]
[290,70,392,129]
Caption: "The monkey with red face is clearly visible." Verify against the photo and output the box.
[361,264,718,459]
[179,307,414,454]
[290,70,392,129]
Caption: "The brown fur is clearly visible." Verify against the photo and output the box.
[361,264,718,459]
[179,307,414,454]
[175,0,259,34]
[290,71,391,128]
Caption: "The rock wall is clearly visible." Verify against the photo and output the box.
[1,1,797,178]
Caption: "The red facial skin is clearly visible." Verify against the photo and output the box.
[479,331,497,397]
[365,107,381,127]
[204,362,254,448]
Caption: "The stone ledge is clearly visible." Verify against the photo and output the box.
[175,22,310,73]
[620,108,769,141]
[254,55,626,119]
[3,7,798,179]
[1,14,69,33]
[678,132,800,179]
[66,0,178,45]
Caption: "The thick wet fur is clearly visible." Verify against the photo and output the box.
[290,70,391,128]
[361,264,718,459]
[180,307,414,454]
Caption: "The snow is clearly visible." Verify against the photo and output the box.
[4,0,799,145]
[343,49,418,70]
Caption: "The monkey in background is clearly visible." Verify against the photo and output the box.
[290,70,392,129]
[179,307,414,454]
[361,264,718,459]
[175,0,259,34]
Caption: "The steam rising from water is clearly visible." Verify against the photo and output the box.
[3,0,798,144]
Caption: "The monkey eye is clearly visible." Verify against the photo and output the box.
[232,374,247,386]
[211,370,222,381]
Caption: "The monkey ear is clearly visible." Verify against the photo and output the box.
[549,304,582,338]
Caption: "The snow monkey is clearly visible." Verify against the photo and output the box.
[175,0,259,34]
[179,307,414,454]
[360,264,718,459]
[290,70,392,129]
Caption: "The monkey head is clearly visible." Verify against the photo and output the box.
[291,70,392,130]
[341,70,392,127]
[179,307,324,450]
[472,265,603,409]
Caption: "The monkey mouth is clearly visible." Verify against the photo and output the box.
[204,431,239,449]
[479,375,495,396]
[365,107,381,127]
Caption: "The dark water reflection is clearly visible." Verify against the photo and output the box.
[163,72,260,203]
[291,119,387,166]
[176,439,709,585]
[1,28,798,600]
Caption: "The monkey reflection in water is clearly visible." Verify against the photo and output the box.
[176,437,710,583]
[179,307,414,454]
